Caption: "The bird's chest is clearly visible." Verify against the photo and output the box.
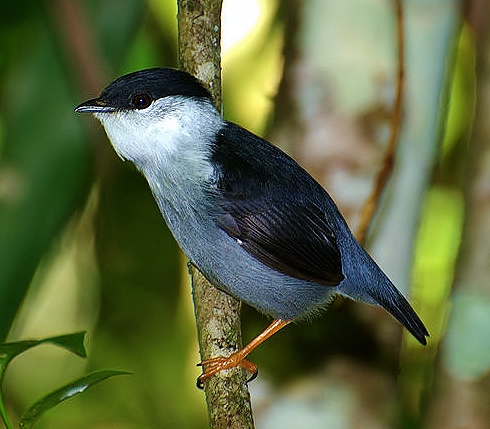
[145,166,222,256]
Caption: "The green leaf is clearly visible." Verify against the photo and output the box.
[36,332,87,358]
[0,332,87,429]
[0,332,86,372]
[19,370,130,429]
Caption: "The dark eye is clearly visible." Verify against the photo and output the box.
[131,93,152,109]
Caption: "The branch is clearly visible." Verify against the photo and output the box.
[356,0,405,244]
[48,0,118,179]
[177,1,255,428]
[49,0,107,97]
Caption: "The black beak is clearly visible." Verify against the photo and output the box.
[74,97,116,113]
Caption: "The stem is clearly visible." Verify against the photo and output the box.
[0,363,13,429]
[177,1,255,427]
[356,0,405,244]
[189,265,254,428]
[0,396,13,429]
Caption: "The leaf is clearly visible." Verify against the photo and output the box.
[0,332,87,429]
[37,332,87,358]
[19,370,130,429]
[0,332,87,373]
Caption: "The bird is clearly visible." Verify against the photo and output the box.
[75,67,428,388]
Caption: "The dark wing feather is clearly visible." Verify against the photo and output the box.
[210,123,344,286]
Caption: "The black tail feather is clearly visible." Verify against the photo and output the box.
[371,285,429,345]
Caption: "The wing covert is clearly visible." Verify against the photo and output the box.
[210,122,344,286]
[215,198,343,286]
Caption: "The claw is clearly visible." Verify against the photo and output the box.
[196,354,258,389]
[247,368,258,383]
[197,376,205,390]
[195,319,290,389]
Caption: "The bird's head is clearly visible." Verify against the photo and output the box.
[75,68,221,167]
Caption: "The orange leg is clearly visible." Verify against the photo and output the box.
[197,318,291,389]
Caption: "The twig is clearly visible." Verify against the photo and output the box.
[177,1,255,428]
[356,0,405,244]
[49,0,107,96]
[48,0,116,179]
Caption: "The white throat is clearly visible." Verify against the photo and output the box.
[95,96,223,172]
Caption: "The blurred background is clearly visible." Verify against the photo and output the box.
[0,0,488,427]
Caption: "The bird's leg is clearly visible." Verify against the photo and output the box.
[197,318,291,388]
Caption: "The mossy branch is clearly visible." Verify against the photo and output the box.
[177,1,255,428]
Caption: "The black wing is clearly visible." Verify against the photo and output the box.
[209,123,344,286]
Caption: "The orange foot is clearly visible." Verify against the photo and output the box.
[196,353,258,389]
[196,319,290,389]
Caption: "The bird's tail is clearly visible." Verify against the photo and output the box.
[335,226,429,344]
[368,281,429,345]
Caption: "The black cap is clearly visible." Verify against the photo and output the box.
[75,68,212,113]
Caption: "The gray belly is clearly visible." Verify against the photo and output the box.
[168,209,335,320]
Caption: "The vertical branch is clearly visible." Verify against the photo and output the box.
[356,0,405,244]
[50,0,106,95]
[177,1,255,428]
[178,0,222,108]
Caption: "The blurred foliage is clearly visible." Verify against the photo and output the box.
[0,0,473,428]
[0,332,126,429]
[18,369,129,429]
[0,9,91,341]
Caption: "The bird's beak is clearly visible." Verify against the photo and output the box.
[74,97,116,114]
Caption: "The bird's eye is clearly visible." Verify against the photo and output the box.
[131,93,152,110]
